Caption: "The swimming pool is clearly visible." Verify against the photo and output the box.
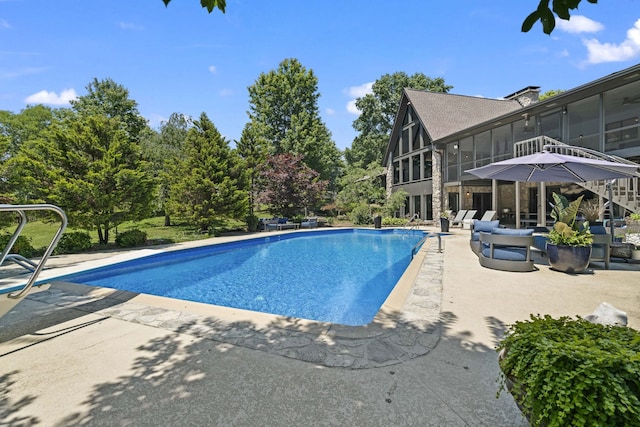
[53,229,426,326]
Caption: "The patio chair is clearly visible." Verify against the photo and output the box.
[479,210,497,221]
[461,210,478,229]
[450,210,468,227]
[300,217,318,229]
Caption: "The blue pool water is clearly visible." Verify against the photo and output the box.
[54,229,426,326]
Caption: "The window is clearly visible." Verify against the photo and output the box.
[413,195,421,218]
[412,154,421,181]
[425,194,433,220]
[492,124,512,161]
[540,111,562,140]
[393,161,400,184]
[474,131,491,167]
[402,158,410,182]
[446,143,459,181]
[412,125,422,151]
[604,80,640,153]
[568,95,600,151]
[401,128,410,154]
[459,136,473,175]
[423,151,433,179]
[513,117,535,142]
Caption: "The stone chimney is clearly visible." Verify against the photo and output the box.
[504,86,540,107]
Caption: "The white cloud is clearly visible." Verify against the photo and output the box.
[208,65,217,74]
[1,19,11,29]
[119,22,143,30]
[345,82,374,115]
[24,88,77,105]
[347,82,373,98]
[556,15,604,34]
[219,88,233,96]
[584,18,640,64]
[325,107,335,115]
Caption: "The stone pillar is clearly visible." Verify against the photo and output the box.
[386,157,393,200]
[432,148,443,219]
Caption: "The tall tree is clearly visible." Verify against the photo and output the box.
[70,77,148,143]
[168,113,248,232]
[336,164,386,214]
[141,113,191,225]
[8,112,156,244]
[236,121,270,217]
[255,153,327,219]
[246,58,343,189]
[345,72,452,169]
[0,105,54,158]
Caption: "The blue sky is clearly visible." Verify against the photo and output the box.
[1,1,639,150]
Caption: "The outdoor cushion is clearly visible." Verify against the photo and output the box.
[491,228,533,236]
[481,246,529,261]
[471,220,500,241]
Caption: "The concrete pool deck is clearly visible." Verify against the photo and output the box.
[1,227,639,425]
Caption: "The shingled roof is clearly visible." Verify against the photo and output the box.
[404,89,522,141]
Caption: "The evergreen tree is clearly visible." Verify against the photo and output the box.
[246,58,343,189]
[8,112,156,244]
[168,113,248,232]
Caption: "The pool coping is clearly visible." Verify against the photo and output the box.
[15,228,444,369]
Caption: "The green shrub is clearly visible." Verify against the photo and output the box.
[55,231,92,254]
[497,315,640,427]
[381,217,406,226]
[349,204,372,225]
[0,233,37,257]
[115,229,147,248]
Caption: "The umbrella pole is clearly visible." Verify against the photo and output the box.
[540,182,547,228]
[608,180,615,238]
[515,181,521,229]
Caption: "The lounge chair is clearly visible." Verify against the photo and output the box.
[450,210,468,227]
[300,217,318,229]
[479,210,497,221]
[461,210,478,229]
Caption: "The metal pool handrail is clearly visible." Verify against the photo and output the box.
[0,204,68,299]
[411,232,442,259]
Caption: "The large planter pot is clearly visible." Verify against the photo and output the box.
[440,218,450,232]
[547,243,592,273]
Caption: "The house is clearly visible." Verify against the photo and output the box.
[383,63,640,226]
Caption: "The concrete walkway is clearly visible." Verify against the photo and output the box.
[1,228,639,426]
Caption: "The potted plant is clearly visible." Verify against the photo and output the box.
[497,315,640,426]
[440,210,450,232]
[578,198,605,225]
[547,193,593,273]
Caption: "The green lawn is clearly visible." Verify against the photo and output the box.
[1,215,247,252]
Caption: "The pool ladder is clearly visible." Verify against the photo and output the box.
[0,204,67,318]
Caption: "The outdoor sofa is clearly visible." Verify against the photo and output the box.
[470,220,535,272]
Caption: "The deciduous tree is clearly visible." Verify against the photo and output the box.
[256,153,327,219]
[346,72,451,168]
[246,58,343,189]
